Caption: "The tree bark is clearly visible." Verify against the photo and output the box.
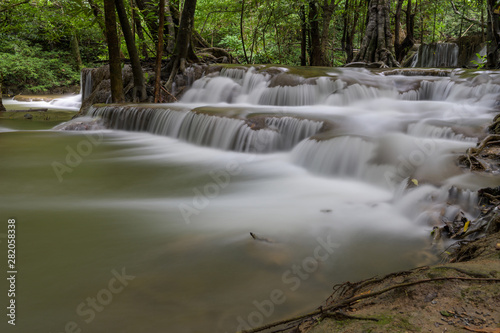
[0,82,6,112]
[353,0,399,67]
[394,0,404,61]
[240,0,249,63]
[103,0,124,103]
[319,0,337,66]
[166,0,198,90]
[115,0,147,101]
[300,5,307,66]
[155,0,165,103]
[132,1,148,58]
[399,0,415,61]
[70,32,83,71]
[487,0,500,68]
[309,0,322,65]
[165,0,176,54]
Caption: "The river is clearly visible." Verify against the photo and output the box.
[1,66,499,333]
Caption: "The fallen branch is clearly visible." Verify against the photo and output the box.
[160,85,178,102]
[239,276,500,333]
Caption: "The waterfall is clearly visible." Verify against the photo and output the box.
[89,105,324,153]
[407,122,476,142]
[265,117,324,150]
[44,70,89,110]
[290,136,393,187]
[82,69,93,101]
[412,43,459,68]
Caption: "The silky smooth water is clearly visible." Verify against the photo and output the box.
[1,67,499,333]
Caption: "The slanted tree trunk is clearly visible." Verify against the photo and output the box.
[487,0,500,68]
[353,0,399,67]
[166,0,198,90]
[155,0,165,103]
[115,0,147,101]
[104,0,124,103]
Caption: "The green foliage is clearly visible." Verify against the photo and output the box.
[0,38,80,92]
[471,52,487,69]
[0,0,106,92]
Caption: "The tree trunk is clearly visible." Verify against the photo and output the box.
[155,0,165,103]
[309,0,322,65]
[104,0,124,103]
[400,0,415,61]
[240,0,249,63]
[165,0,176,54]
[115,0,147,101]
[353,0,399,67]
[0,82,6,112]
[166,0,198,90]
[132,1,148,58]
[319,0,337,66]
[70,32,83,71]
[487,0,500,68]
[394,0,404,61]
[300,5,307,66]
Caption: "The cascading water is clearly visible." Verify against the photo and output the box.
[412,43,460,68]
[88,105,325,153]
[86,66,500,188]
[5,65,500,333]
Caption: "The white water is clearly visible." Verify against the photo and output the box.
[3,66,500,333]
[412,43,459,68]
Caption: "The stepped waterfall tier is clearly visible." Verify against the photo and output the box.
[3,65,500,333]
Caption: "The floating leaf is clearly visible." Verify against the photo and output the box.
[463,220,470,232]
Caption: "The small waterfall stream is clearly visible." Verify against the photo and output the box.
[412,43,459,68]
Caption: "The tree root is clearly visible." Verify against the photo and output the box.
[459,134,500,172]
[238,276,500,333]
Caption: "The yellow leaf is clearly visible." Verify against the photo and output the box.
[411,179,419,186]
[464,220,470,232]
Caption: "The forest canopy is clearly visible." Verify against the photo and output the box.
[0,0,499,93]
